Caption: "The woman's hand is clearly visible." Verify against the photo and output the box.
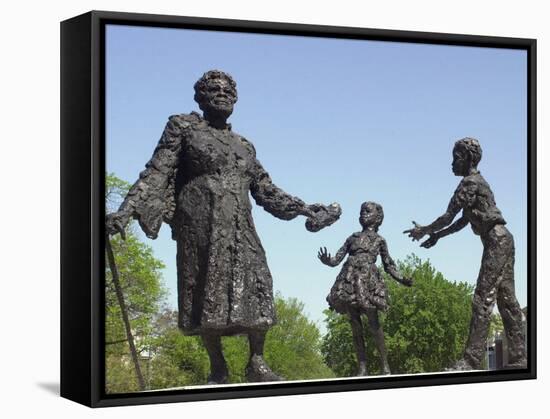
[305,203,342,232]
[106,210,130,239]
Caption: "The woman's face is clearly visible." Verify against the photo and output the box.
[198,77,237,119]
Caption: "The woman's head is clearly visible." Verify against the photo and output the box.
[193,70,238,119]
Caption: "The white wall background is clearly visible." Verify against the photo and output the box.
[0,0,547,417]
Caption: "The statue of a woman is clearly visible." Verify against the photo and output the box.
[107,70,341,384]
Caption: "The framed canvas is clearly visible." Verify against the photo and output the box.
[60,10,536,407]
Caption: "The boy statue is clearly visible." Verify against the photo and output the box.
[404,137,526,370]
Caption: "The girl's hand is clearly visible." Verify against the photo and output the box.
[401,277,413,287]
[318,247,332,266]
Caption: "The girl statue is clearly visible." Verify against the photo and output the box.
[318,202,412,376]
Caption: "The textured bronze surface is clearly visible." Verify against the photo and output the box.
[107,70,341,383]
[404,138,527,370]
[319,202,412,376]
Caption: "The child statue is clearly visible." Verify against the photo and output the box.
[318,202,413,376]
[404,137,526,370]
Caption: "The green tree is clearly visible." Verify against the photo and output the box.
[488,313,504,340]
[265,295,334,380]
[321,255,474,376]
[145,309,210,389]
[145,295,334,388]
[105,173,168,393]
[105,173,332,390]
[105,235,167,347]
[222,294,335,383]
[106,173,132,212]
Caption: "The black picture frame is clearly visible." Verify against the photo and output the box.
[60,10,537,408]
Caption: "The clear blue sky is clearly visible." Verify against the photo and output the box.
[106,24,527,333]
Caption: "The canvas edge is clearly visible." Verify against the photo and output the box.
[60,9,537,408]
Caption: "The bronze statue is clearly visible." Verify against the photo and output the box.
[106,70,341,384]
[319,202,412,376]
[404,137,526,370]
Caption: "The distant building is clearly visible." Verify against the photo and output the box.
[486,307,527,370]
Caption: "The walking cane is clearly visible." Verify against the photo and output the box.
[105,229,146,391]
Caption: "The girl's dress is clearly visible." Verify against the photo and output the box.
[327,230,391,314]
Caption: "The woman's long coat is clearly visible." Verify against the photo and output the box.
[120,112,306,335]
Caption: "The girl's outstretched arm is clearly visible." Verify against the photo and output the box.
[318,238,350,267]
[380,238,413,286]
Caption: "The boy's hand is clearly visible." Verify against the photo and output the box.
[403,221,428,241]
[421,233,439,249]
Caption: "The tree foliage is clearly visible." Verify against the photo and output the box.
[105,173,168,393]
[106,173,132,213]
[105,175,332,392]
[488,313,504,339]
[145,295,334,389]
[221,294,335,383]
[146,310,210,389]
[105,184,476,391]
[321,255,474,376]
[105,235,167,351]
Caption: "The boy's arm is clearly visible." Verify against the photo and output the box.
[404,180,466,242]
[421,215,469,248]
